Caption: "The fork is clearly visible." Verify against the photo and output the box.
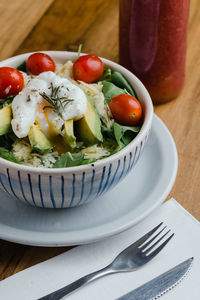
[39,223,174,300]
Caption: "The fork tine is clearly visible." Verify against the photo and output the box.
[139,226,167,251]
[131,222,163,248]
[143,230,171,254]
[145,233,174,259]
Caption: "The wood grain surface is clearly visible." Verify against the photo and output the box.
[0,0,54,60]
[0,0,200,282]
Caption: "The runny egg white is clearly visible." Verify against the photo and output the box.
[11,71,87,139]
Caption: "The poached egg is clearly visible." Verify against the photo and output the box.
[11,71,87,139]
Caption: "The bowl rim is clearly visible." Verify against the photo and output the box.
[0,51,153,174]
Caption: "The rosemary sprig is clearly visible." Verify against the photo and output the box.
[40,83,74,117]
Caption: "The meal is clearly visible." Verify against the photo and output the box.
[0,50,143,168]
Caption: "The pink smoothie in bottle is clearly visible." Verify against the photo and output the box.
[119,0,190,104]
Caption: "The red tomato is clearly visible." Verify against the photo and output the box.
[26,53,55,75]
[73,54,104,83]
[109,94,142,126]
[0,67,24,98]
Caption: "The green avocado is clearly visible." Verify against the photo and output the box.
[28,125,53,154]
[63,119,76,149]
[0,104,12,136]
[75,96,103,145]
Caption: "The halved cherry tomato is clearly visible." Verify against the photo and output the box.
[109,94,142,126]
[0,67,24,98]
[73,54,104,83]
[26,53,55,75]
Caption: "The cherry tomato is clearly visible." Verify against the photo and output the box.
[109,94,142,126]
[26,53,55,75]
[0,67,24,98]
[73,54,104,83]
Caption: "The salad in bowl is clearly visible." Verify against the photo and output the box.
[0,51,143,169]
[0,51,153,208]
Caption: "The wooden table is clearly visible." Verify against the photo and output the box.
[0,0,199,281]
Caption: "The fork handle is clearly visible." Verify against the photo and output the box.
[38,264,113,299]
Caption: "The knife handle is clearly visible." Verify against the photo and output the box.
[39,264,113,300]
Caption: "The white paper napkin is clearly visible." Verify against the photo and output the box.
[0,198,200,300]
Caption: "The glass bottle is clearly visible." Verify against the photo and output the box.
[119,0,190,104]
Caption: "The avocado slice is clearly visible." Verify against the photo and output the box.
[76,96,103,145]
[63,119,76,149]
[28,125,53,154]
[0,104,12,136]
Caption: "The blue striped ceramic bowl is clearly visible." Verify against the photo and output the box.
[0,51,153,208]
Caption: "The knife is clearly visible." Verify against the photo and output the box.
[117,257,193,300]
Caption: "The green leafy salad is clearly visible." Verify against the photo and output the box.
[0,52,142,168]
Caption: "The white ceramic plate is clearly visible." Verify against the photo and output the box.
[0,115,178,246]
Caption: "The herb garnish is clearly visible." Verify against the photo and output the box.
[40,83,74,117]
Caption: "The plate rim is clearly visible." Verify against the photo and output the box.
[0,114,178,246]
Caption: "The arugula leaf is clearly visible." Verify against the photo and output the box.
[54,152,83,168]
[0,147,19,163]
[80,158,97,165]
[102,81,125,104]
[110,71,137,97]
[53,152,96,168]
[100,68,112,81]
[101,125,114,138]
[16,61,27,72]
[0,133,18,150]
[100,68,137,98]
[0,95,15,109]
[113,122,140,149]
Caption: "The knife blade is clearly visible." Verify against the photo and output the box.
[117,257,193,300]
